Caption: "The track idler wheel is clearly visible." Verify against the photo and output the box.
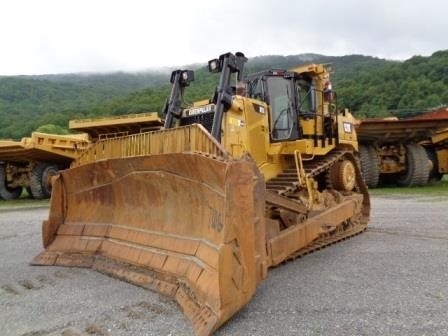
[327,159,356,192]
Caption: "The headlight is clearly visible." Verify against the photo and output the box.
[181,70,194,84]
[208,58,220,73]
[170,70,194,85]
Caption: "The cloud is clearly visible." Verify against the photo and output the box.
[1,0,447,75]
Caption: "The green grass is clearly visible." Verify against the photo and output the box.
[0,198,50,209]
[369,175,448,196]
[0,189,50,209]
[0,197,49,209]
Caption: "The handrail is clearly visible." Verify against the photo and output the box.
[73,124,228,167]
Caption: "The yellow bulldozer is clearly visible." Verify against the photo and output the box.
[32,52,370,335]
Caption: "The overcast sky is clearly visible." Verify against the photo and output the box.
[1,0,447,75]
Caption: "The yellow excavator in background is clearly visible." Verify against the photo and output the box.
[32,52,370,335]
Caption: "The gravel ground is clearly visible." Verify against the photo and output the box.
[0,194,447,336]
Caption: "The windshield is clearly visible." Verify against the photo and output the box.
[267,77,293,140]
[296,78,315,115]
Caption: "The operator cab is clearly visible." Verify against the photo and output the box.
[246,70,318,142]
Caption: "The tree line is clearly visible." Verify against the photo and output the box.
[0,50,447,139]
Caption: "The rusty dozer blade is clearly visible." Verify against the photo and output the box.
[32,152,267,335]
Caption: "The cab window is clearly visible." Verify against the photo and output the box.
[296,79,316,116]
[267,77,293,140]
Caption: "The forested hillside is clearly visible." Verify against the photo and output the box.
[0,72,168,138]
[337,50,448,117]
[1,50,447,139]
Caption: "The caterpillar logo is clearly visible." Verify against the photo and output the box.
[186,104,214,116]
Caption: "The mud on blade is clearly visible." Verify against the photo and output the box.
[32,153,267,336]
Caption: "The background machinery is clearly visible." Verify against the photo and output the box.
[0,132,89,200]
[356,108,448,188]
[68,111,164,142]
[33,52,370,335]
[0,113,163,200]
[422,127,448,181]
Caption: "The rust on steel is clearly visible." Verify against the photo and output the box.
[32,125,370,335]
[32,152,267,335]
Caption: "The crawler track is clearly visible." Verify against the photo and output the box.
[286,220,367,261]
[265,149,370,262]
